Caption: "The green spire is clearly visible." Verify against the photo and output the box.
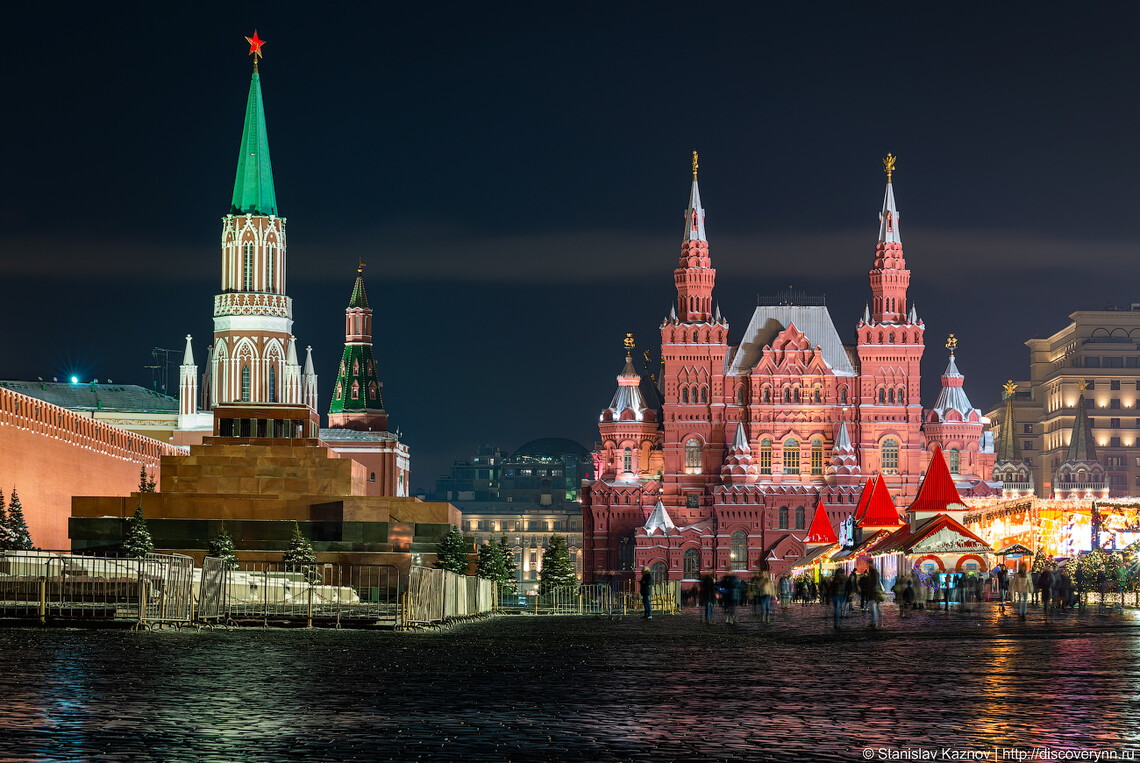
[349,275,369,309]
[996,384,1022,462]
[230,70,277,216]
[1067,394,1098,463]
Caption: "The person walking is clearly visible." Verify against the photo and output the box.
[1037,565,1055,621]
[901,578,915,617]
[754,570,774,623]
[1010,562,1033,620]
[639,566,654,620]
[845,568,859,613]
[699,572,716,624]
[862,566,883,627]
[831,568,848,630]
[779,574,792,613]
[996,564,1010,614]
[719,574,739,625]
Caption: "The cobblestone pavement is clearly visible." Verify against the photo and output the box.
[1,603,1139,762]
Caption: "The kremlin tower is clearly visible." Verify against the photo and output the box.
[922,335,996,490]
[328,264,387,432]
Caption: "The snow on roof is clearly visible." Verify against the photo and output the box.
[726,305,855,376]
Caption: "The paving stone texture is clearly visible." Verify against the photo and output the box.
[0,602,1138,761]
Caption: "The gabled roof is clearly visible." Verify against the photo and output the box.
[858,477,902,528]
[865,513,991,558]
[852,476,876,521]
[908,446,964,515]
[726,306,856,377]
[231,70,277,216]
[793,543,839,569]
[805,504,838,544]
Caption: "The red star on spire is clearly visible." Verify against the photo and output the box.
[245,30,265,59]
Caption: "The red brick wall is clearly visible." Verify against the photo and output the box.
[0,387,178,550]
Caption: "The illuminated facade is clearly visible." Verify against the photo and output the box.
[985,308,1140,498]
[583,155,991,583]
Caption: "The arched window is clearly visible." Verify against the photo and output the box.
[268,366,276,403]
[783,438,800,474]
[839,387,848,404]
[763,387,771,404]
[267,243,275,292]
[736,387,744,405]
[243,242,253,291]
[683,548,700,580]
[685,437,702,473]
[692,331,698,342]
[651,561,668,582]
[950,448,960,475]
[730,530,747,570]
[351,381,360,400]
[878,388,886,404]
[353,359,360,375]
[882,438,899,474]
[699,386,707,404]
[793,387,800,403]
[888,388,895,404]
[759,439,772,474]
[813,388,821,403]
[335,382,343,400]
[783,387,792,403]
[369,382,377,400]
[889,332,895,344]
[778,506,789,529]
[623,447,632,473]
[795,506,805,530]
[811,438,823,475]
[681,387,689,404]
[898,387,905,405]
[241,365,251,402]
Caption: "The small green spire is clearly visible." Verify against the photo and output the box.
[349,275,369,309]
[231,70,277,216]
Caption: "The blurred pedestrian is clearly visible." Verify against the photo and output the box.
[1037,565,1055,621]
[779,574,791,612]
[699,573,716,624]
[996,564,1009,614]
[639,566,653,620]
[1010,562,1033,620]
[832,568,848,630]
[862,566,883,627]
[719,574,739,625]
[757,570,775,623]
[901,578,915,617]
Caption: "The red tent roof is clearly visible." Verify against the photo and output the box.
[865,513,991,557]
[852,476,876,521]
[858,476,902,528]
[908,445,964,515]
[805,503,839,544]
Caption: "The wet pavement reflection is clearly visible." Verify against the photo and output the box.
[1,604,1139,761]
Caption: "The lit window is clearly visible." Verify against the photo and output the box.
[623,447,632,473]
[683,548,700,579]
[783,438,800,474]
[949,448,960,475]
[811,438,823,475]
[882,438,899,474]
[760,439,772,474]
[730,530,747,569]
[351,381,360,400]
[685,438,702,473]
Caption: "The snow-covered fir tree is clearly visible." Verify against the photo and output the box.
[122,503,153,558]
[497,535,518,595]
[477,540,505,582]
[138,464,156,493]
[282,522,317,565]
[434,525,470,575]
[539,534,576,594]
[0,489,13,551]
[207,523,239,570]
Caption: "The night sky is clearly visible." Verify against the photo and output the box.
[4,3,1140,491]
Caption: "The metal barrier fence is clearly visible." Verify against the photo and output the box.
[0,550,195,627]
[496,581,682,616]
[215,561,402,627]
[403,567,495,627]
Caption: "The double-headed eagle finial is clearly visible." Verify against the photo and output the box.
[624,332,635,356]
[946,333,957,357]
[883,153,897,183]
[1003,380,1018,398]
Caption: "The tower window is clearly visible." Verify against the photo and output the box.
[623,447,632,473]
[267,243,275,293]
[243,243,253,291]
[839,387,847,404]
[811,438,823,475]
[241,365,250,402]
[949,448,960,475]
[736,387,744,405]
[684,437,702,474]
[882,438,899,474]
[763,387,771,404]
[369,382,377,400]
[783,438,800,474]
[351,381,360,400]
[268,366,276,403]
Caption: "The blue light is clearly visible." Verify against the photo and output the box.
[70,376,78,384]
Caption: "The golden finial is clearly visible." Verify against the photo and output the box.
[624,332,635,355]
[883,152,897,183]
[945,333,957,356]
[357,258,367,274]
[1003,380,1018,397]
[1078,378,1089,393]
[692,150,699,180]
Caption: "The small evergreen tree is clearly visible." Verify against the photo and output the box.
[498,536,518,595]
[121,503,154,558]
[434,525,470,575]
[137,464,156,493]
[477,540,505,582]
[207,522,239,570]
[0,489,12,551]
[539,534,577,594]
[282,522,317,565]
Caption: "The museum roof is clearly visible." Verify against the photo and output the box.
[726,305,856,376]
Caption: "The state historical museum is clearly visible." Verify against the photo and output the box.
[581,154,995,583]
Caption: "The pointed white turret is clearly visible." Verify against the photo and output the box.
[834,421,853,453]
[179,334,198,426]
[731,421,750,453]
[714,303,722,322]
[907,303,917,323]
[644,499,676,536]
[878,175,902,244]
[669,304,677,322]
[282,337,302,404]
[683,171,706,241]
[302,345,319,411]
[862,304,870,324]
